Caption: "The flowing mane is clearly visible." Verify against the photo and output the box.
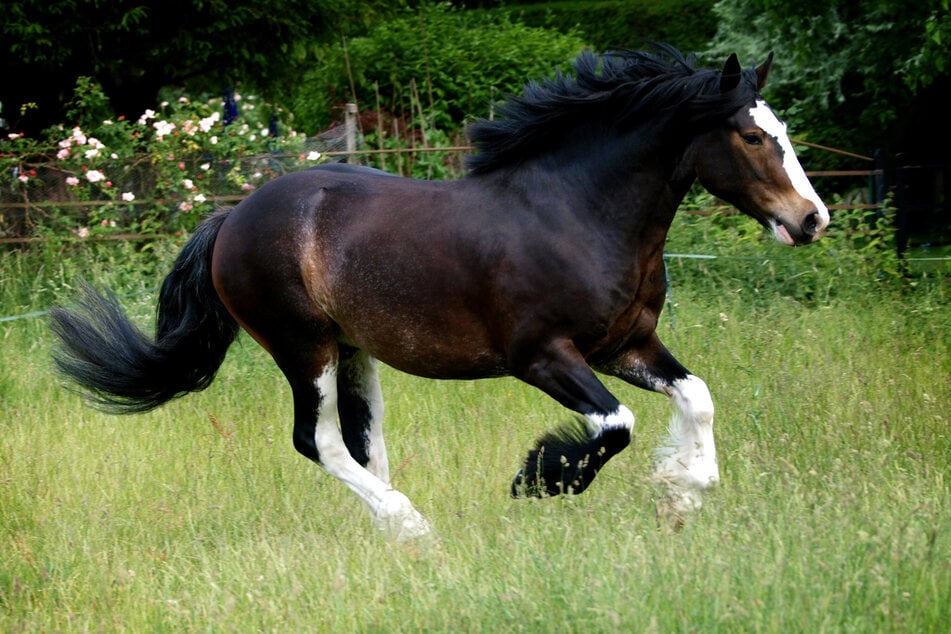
[466,44,761,175]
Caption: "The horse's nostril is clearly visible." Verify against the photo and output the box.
[802,211,820,236]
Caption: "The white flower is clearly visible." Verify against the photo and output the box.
[210,136,218,145]
[76,227,90,238]
[193,193,206,203]
[182,178,195,190]
[153,120,176,139]
[198,112,220,133]
[85,148,100,159]
[307,151,321,161]
[87,137,104,149]
[200,162,210,171]
[121,192,135,202]
[7,132,22,139]
[137,109,156,125]
[85,169,106,183]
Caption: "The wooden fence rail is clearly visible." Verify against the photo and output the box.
[1,136,886,246]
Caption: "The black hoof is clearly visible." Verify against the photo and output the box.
[510,420,631,498]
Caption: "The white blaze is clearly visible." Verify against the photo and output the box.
[749,100,830,228]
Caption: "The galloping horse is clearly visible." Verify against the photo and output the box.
[51,46,828,540]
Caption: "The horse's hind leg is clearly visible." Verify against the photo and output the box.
[338,347,390,483]
[283,347,430,542]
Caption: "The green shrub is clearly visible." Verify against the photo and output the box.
[290,3,588,134]
[499,0,718,53]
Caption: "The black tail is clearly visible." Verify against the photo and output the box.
[50,210,239,413]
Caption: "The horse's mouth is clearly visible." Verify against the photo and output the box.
[770,219,796,246]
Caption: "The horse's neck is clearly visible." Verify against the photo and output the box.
[549,132,698,245]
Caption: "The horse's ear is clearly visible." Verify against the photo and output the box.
[755,52,774,91]
[719,53,742,94]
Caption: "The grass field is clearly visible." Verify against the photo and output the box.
[1,241,949,632]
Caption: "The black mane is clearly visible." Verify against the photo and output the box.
[465,44,760,175]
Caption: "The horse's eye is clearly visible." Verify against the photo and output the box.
[742,132,764,146]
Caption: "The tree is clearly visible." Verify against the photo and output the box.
[1,0,401,137]
[705,0,951,165]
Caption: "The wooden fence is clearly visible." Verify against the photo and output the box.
[0,104,889,246]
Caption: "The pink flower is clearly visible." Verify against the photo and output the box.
[85,169,106,183]
[65,176,80,186]
[57,148,70,160]
[18,174,29,183]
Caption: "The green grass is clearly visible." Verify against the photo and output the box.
[1,243,949,632]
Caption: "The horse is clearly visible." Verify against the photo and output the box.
[50,45,829,541]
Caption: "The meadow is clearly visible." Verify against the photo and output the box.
[1,221,949,632]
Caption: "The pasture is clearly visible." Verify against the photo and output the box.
[1,232,949,632]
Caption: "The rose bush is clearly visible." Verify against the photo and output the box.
[1,79,321,238]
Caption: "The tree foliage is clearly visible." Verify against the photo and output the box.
[706,0,951,164]
[1,0,400,136]
[290,3,588,132]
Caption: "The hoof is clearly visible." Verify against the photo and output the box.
[374,507,433,543]
[653,484,704,530]
[373,489,433,543]
[510,468,545,498]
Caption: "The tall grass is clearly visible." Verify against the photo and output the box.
[1,234,949,632]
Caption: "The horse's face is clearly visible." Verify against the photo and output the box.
[694,57,829,246]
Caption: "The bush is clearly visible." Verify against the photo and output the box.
[500,0,718,53]
[290,3,588,134]
[1,78,320,238]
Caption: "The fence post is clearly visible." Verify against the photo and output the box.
[895,162,908,257]
[345,103,358,164]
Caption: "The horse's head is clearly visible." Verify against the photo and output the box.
[694,53,829,246]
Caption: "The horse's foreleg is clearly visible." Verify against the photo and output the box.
[652,374,718,520]
[289,359,430,542]
[338,348,390,483]
[601,335,719,523]
[511,338,635,497]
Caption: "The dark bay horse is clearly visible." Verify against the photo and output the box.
[51,46,828,540]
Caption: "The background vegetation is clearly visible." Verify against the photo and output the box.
[1,1,950,630]
[1,222,948,631]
